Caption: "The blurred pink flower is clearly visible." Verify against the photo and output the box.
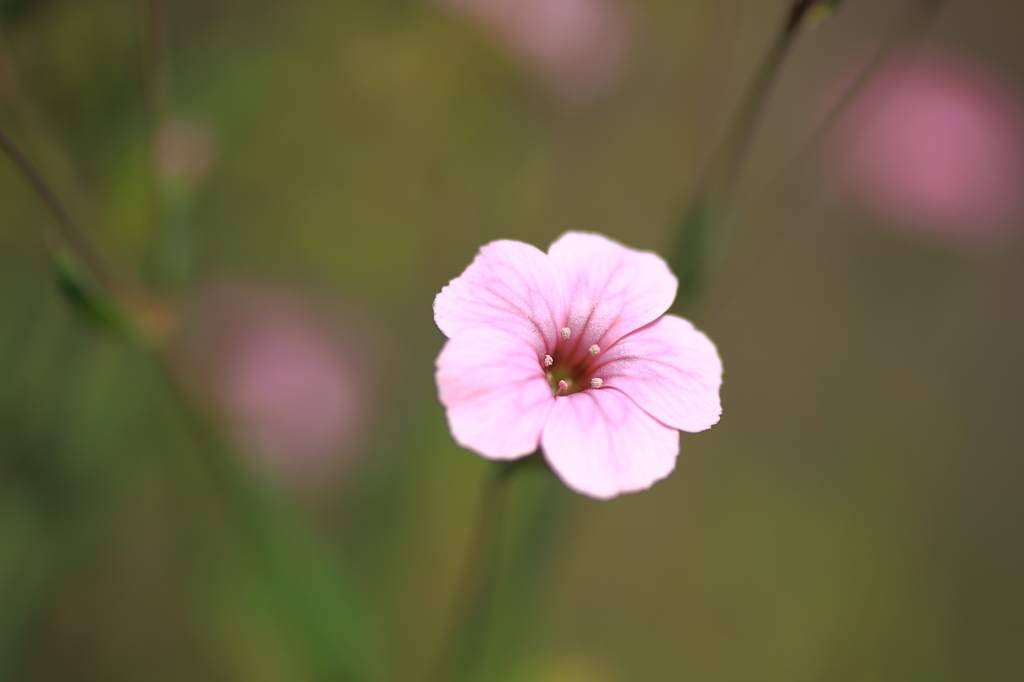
[435,0,631,103]
[830,48,1024,243]
[186,281,369,486]
[434,232,722,500]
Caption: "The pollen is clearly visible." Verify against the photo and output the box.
[589,344,601,355]
[560,327,572,340]
[590,377,603,389]
[543,354,553,367]
[557,379,570,395]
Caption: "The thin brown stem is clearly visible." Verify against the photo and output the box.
[0,123,124,297]
[148,0,171,121]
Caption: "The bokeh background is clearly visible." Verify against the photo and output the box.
[2,0,1024,680]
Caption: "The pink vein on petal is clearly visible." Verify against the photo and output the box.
[541,388,680,500]
[436,327,555,460]
[434,240,568,356]
[597,315,722,433]
[547,232,677,353]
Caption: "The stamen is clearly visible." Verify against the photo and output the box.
[589,344,601,355]
[556,379,569,396]
[560,327,571,340]
[590,377,603,389]
[543,354,553,367]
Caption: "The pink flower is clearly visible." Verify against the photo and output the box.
[830,48,1024,244]
[433,232,722,500]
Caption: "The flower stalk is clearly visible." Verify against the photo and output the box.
[428,455,540,682]
[0,122,173,343]
[684,0,952,307]
[0,124,119,298]
[669,0,844,309]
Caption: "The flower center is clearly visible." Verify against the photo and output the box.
[542,327,604,396]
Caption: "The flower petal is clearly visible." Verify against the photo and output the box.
[597,315,722,432]
[547,231,677,351]
[541,388,679,499]
[436,328,554,460]
[433,239,567,355]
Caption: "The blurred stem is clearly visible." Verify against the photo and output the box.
[670,0,839,310]
[148,0,171,122]
[476,472,569,680]
[786,0,949,174]
[428,455,537,682]
[0,123,123,299]
[0,111,174,342]
[706,15,793,205]
[704,0,951,315]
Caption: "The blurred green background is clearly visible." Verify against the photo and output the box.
[1,0,1024,680]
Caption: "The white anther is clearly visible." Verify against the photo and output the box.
[589,344,601,355]
[590,377,603,389]
[560,327,572,340]
[543,355,553,367]
[557,380,569,395]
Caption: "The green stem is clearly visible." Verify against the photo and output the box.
[477,472,569,679]
[428,456,534,682]
[0,120,173,341]
[0,123,123,298]
[704,0,951,315]
[708,23,793,203]
[670,0,835,309]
